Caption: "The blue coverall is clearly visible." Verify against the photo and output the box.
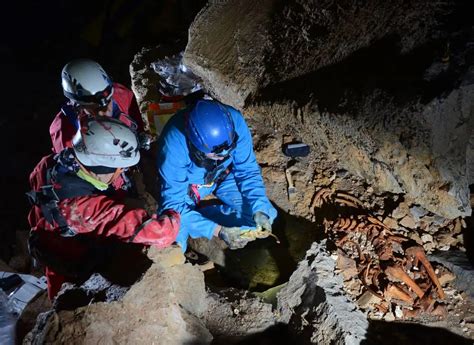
[156,105,277,250]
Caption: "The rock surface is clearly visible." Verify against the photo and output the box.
[204,289,276,339]
[246,78,473,220]
[277,240,368,344]
[185,0,452,109]
[23,246,284,344]
[24,247,213,345]
[429,250,474,299]
[184,0,472,220]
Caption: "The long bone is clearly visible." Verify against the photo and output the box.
[405,246,445,299]
[385,265,425,299]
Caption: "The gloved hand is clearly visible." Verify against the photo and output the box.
[218,226,251,250]
[254,212,272,233]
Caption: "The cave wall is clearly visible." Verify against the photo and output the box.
[184,0,452,109]
[183,0,473,219]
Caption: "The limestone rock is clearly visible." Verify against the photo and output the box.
[185,0,450,109]
[383,217,399,230]
[336,249,358,281]
[429,251,474,300]
[392,202,411,220]
[421,234,434,244]
[184,0,275,109]
[277,240,368,344]
[247,79,473,221]
[130,45,184,132]
[25,248,213,345]
[147,245,186,267]
[410,205,429,222]
[357,290,383,310]
[204,290,276,338]
[438,271,456,287]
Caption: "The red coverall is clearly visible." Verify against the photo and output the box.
[28,155,179,299]
[49,82,144,153]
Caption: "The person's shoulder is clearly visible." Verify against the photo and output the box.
[223,105,249,133]
[223,104,241,115]
[29,154,56,189]
[162,108,188,136]
[35,154,56,170]
[112,82,134,103]
[158,110,191,157]
[112,82,132,94]
[49,110,63,132]
[223,104,244,122]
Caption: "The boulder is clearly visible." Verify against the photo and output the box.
[185,0,452,108]
[24,247,213,345]
[277,240,368,344]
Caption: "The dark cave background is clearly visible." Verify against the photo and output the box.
[0,0,205,264]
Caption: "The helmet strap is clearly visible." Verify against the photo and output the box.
[76,168,110,191]
[76,162,123,190]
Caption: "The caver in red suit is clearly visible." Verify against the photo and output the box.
[49,82,144,154]
[28,117,178,300]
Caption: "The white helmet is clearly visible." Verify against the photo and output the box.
[72,119,140,168]
[61,59,114,107]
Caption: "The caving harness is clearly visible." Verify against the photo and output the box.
[188,163,234,204]
[26,158,118,276]
[26,162,99,238]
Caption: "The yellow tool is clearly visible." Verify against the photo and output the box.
[239,229,281,244]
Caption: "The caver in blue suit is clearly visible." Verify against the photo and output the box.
[156,101,277,250]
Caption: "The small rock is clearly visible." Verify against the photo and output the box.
[383,217,399,230]
[421,234,433,243]
[436,233,460,248]
[400,215,417,229]
[431,304,447,318]
[443,287,456,296]
[423,241,436,253]
[357,290,382,309]
[453,218,462,234]
[147,245,185,266]
[336,250,358,281]
[394,305,403,318]
[433,215,447,226]
[410,205,428,221]
[391,202,410,220]
[384,312,395,322]
[408,232,423,245]
[438,271,456,286]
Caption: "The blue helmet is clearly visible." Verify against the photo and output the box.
[185,100,237,155]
